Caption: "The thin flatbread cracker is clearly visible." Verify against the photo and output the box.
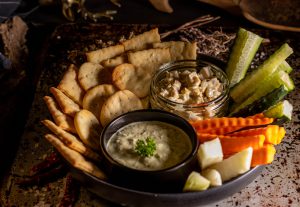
[153,41,197,61]
[57,64,85,106]
[43,96,76,133]
[100,90,143,127]
[86,44,124,64]
[112,63,152,98]
[78,62,111,91]
[127,48,171,75]
[45,134,106,180]
[83,84,117,119]
[101,54,127,68]
[42,119,100,161]
[50,87,80,117]
[182,42,197,60]
[74,109,102,151]
[122,28,161,51]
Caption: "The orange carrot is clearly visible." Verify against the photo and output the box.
[251,144,276,167]
[198,126,244,135]
[276,127,286,144]
[229,125,279,145]
[196,133,220,143]
[220,135,265,155]
[191,117,274,132]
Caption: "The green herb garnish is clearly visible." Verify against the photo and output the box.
[135,137,156,157]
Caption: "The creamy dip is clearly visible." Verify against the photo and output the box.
[106,121,192,171]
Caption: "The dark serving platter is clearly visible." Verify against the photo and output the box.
[65,53,265,207]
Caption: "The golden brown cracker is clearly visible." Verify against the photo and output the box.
[100,90,143,127]
[82,84,117,119]
[127,48,171,75]
[57,64,85,106]
[43,96,76,133]
[122,28,161,51]
[101,54,127,68]
[74,109,102,151]
[42,119,100,161]
[86,44,124,64]
[112,63,152,98]
[45,134,106,179]
[50,87,80,117]
[78,62,112,91]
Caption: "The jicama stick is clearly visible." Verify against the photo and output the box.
[220,135,265,155]
[229,125,279,145]
[191,117,274,131]
[251,144,276,167]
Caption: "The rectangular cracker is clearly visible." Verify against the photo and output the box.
[153,41,197,61]
[42,119,100,161]
[45,134,106,180]
[86,44,125,64]
[57,64,85,106]
[43,96,77,134]
[127,48,171,75]
[101,54,127,68]
[122,28,161,51]
[50,87,80,117]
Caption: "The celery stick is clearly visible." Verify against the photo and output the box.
[230,43,293,104]
[226,28,263,88]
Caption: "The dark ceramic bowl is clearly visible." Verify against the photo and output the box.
[99,109,199,192]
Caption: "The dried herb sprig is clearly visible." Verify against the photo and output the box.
[135,137,157,157]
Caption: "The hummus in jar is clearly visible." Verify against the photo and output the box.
[106,121,192,171]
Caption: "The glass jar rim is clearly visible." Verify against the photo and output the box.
[150,59,230,108]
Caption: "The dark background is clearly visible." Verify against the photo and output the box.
[0,0,292,181]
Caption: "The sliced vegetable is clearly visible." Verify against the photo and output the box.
[209,147,253,182]
[278,61,293,74]
[230,43,293,103]
[201,169,222,186]
[225,28,263,87]
[276,127,286,144]
[198,126,244,135]
[229,125,279,145]
[183,171,210,192]
[191,117,274,132]
[230,70,294,116]
[220,135,265,155]
[197,138,223,170]
[264,100,293,121]
[251,144,276,167]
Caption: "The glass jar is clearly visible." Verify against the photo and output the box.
[150,60,229,121]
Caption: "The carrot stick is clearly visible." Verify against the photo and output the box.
[251,144,276,167]
[198,126,244,135]
[229,125,279,145]
[220,135,265,155]
[276,127,286,144]
[191,117,274,131]
[247,113,265,119]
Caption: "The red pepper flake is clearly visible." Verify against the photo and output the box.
[58,174,80,207]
